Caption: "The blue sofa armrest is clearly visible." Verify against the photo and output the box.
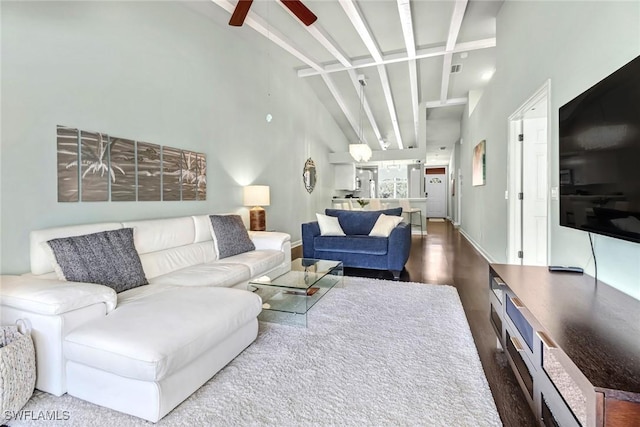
[388,222,411,272]
[301,221,320,258]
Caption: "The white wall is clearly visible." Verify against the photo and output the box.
[460,1,640,299]
[0,1,347,273]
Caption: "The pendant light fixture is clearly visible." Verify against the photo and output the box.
[349,75,372,162]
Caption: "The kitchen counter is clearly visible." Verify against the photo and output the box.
[330,198,427,234]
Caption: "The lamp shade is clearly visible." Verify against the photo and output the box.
[349,144,373,162]
[243,185,270,207]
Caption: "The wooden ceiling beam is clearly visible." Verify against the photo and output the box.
[440,0,468,103]
[397,0,419,146]
[276,1,351,68]
[339,0,403,150]
[296,38,496,77]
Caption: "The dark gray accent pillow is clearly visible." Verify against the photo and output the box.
[209,215,255,259]
[47,228,148,293]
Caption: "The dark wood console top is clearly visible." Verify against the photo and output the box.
[490,264,640,397]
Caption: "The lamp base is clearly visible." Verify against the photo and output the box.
[249,207,266,231]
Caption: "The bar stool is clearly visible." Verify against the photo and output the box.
[399,199,423,236]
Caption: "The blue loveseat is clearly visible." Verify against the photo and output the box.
[301,208,411,279]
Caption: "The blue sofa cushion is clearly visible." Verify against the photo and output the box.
[314,235,388,255]
[324,208,402,235]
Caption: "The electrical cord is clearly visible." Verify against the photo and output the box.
[588,232,598,283]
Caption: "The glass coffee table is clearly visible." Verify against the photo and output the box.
[248,258,344,327]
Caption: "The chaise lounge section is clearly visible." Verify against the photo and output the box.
[0,214,291,422]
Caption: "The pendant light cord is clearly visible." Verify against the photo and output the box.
[358,81,364,145]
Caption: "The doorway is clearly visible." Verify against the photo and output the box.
[507,81,550,265]
[425,167,447,218]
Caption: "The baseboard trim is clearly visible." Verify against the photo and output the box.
[291,240,302,248]
[458,228,497,264]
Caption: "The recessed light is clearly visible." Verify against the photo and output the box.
[440,146,446,150]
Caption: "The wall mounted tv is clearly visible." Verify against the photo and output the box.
[559,54,640,244]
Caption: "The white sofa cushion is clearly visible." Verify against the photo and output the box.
[122,217,214,279]
[369,214,404,237]
[191,215,215,245]
[316,213,345,236]
[248,231,291,251]
[217,250,285,277]
[0,276,117,315]
[149,263,251,288]
[122,217,195,255]
[64,286,262,382]
[137,241,215,280]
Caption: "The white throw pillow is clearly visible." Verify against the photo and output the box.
[316,213,345,236]
[369,214,403,237]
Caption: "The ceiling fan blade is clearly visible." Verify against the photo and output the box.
[280,0,318,26]
[229,0,254,26]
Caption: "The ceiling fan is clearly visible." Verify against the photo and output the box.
[229,0,318,27]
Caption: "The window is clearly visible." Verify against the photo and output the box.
[378,165,408,199]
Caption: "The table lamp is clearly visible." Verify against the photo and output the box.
[243,185,270,231]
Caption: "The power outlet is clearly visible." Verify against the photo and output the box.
[504,190,509,200]
[551,187,558,200]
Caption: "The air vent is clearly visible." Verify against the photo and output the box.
[451,64,462,73]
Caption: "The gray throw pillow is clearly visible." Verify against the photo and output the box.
[47,228,148,293]
[209,215,255,259]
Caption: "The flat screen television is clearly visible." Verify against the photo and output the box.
[559,54,640,244]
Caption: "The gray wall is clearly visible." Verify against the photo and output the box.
[0,1,346,274]
[459,1,640,299]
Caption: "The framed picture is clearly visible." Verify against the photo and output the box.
[472,140,486,186]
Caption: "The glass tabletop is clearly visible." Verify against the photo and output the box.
[249,258,343,290]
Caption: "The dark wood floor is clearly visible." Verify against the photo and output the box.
[299,220,537,426]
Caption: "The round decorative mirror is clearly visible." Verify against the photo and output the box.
[303,158,317,194]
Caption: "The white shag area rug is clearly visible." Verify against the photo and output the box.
[8,277,501,427]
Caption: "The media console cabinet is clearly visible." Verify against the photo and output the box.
[489,264,640,427]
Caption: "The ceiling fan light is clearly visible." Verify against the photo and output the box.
[349,144,372,162]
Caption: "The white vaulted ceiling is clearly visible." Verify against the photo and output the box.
[195,0,503,165]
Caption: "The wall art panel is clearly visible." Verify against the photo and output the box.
[196,152,206,201]
[137,142,161,201]
[162,146,182,201]
[181,150,197,201]
[57,126,79,202]
[109,137,136,201]
[80,131,109,201]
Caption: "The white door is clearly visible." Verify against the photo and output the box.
[522,116,548,265]
[425,173,447,217]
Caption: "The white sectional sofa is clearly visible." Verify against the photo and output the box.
[0,214,291,422]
